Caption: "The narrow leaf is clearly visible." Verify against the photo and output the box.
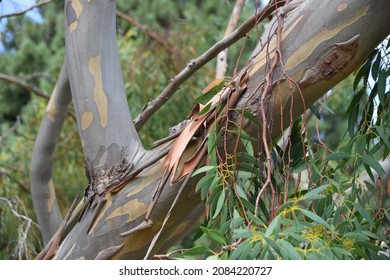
[192,165,215,177]
[302,184,330,200]
[200,226,226,245]
[352,202,376,227]
[361,154,385,177]
[326,152,350,161]
[182,246,210,256]
[300,209,331,230]
[309,104,321,120]
[212,188,226,219]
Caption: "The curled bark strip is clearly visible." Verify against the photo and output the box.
[95,243,125,260]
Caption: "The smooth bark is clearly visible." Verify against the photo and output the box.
[51,0,390,259]
[30,62,71,243]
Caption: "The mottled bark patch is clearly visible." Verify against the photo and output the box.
[88,55,108,128]
[81,111,94,130]
[46,85,59,122]
[299,34,360,87]
[66,0,83,33]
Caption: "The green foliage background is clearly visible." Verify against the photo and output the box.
[0,1,388,259]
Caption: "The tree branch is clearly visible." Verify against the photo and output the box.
[133,1,285,131]
[30,62,71,244]
[0,73,50,99]
[0,0,53,20]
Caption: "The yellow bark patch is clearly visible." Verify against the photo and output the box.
[69,21,78,33]
[285,6,368,70]
[113,221,162,258]
[105,199,148,224]
[69,0,83,33]
[338,3,348,12]
[46,85,59,122]
[81,111,94,130]
[126,159,165,198]
[88,55,108,127]
[47,180,56,213]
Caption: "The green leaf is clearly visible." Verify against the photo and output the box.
[300,209,331,230]
[360,154,385,177]
[199,102,211,115]
[192,165,215,177]
[325,152,350,161]
[377,69,387,104]
[302,184,330,201]
[200,226,226,245]
[309,104,321,120]
[353,59,371,91]
[331,247,352,259]
[212,188,226,219]
[343,232,370,242]
[263,237,282,257]
[182,246,210,256]
[266,214,281,237]
[355,241,383,252]
[277,240,302,260]
[376,127,390,149]
[235,184,247,200]
[196,77,226,104]
[195,172,214,192]
[352,202,376,227]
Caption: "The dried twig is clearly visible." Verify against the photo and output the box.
[0,0,53,20]
[0,197,38,259]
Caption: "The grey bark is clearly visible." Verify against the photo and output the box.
[30,62,71,243]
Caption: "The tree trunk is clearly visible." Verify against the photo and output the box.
[49,0,390,259]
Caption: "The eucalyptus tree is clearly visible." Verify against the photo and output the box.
[30,0,390,259]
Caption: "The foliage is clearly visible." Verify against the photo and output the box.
[177,41,390,260]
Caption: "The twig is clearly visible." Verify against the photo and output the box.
[0,197,38,259]
[216,0,245,79]
[0,73,50,99]
[133,1,284,131]
[0,0,53,20]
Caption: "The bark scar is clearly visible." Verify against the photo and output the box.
[299,34,361,87]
